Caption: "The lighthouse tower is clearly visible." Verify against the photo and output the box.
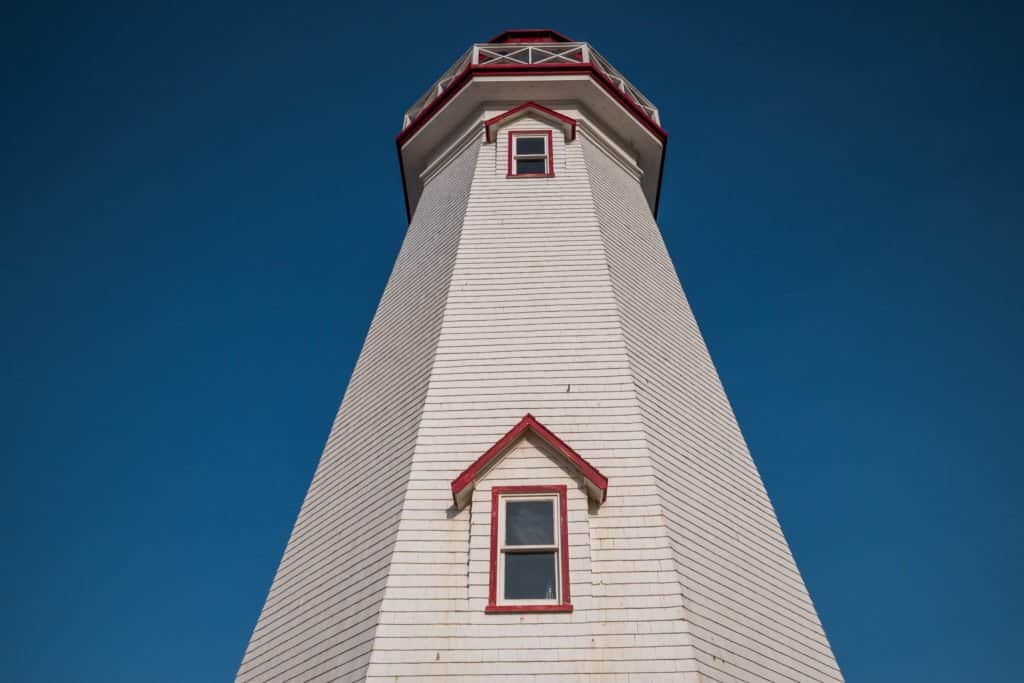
[238,30,842,682]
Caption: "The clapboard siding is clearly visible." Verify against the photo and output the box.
[583,133,843,681]
[243,96,840,681]
[235,139,480,683]
[364,113,698,681]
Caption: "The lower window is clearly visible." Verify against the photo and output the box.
[486,485,572,613]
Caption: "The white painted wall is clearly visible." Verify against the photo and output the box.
[236,139,480,683]
[365,112,698,681]
[584,134,843,681]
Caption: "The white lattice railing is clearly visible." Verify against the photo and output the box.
[402,42,660,129]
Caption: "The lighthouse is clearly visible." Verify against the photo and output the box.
[238,29,843,682]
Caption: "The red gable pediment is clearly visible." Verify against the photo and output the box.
[483,102,577,143]
[451,413,608,508]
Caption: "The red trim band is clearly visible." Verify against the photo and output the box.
[397,63,666,148]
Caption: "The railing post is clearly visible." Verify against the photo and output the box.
[581,43,590,64]
[472,45,479,65]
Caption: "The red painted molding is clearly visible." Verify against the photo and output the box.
[397,63,666,148]
[488,485,499,607]
[485,485,573,614]
[484,102,577,143]
[484,604,574,613]
[486,29,574,44]
[451,414,609,505]
[506,130,555,178]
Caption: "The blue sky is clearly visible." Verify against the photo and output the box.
[3,1,1021,680]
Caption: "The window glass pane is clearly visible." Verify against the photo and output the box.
[515,136,546,155]
[504,552,557,600]
[515,158,547,175]
[505,500,554,545]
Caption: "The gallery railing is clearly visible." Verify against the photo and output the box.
[402,42,660,129]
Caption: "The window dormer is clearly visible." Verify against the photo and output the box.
[451,413,608,614]
[492,485,569,610]
[480,102,577,181]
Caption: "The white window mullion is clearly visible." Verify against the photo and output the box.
[496,492,562,605]
[511,133,551,176]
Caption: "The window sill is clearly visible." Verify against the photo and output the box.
[485,603,574,614]
[507,173,555,178]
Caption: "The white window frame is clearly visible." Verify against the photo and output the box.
[486,484,572,613]
[497,492,560,605]
[508,130,554,177]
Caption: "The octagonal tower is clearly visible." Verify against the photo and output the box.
[238,29,843,682]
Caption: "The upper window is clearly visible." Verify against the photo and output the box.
[486,485,572,613]
[508,131,554,177]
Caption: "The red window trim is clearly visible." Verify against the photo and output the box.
[486,485,573,614]
[507,130,555,178]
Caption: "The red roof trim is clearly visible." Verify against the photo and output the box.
[398,63,666,149]
[451,414,609,504]
[486,29,574,44]
[484,102,576,143]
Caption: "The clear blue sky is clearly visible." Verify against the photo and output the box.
[3,2,1021,681]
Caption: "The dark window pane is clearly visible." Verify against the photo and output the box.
[504,552,557,600]
[515,137,546,155]
[515,158,547,175]
[506,500,554,545]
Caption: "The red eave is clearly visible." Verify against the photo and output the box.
[451,414,609,505]
[397,62,666,149]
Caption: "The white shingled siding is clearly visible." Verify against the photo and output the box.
[583,135,843,681]
[242,98,841,681]
[236,140,480,683]
[364,112,698,681]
